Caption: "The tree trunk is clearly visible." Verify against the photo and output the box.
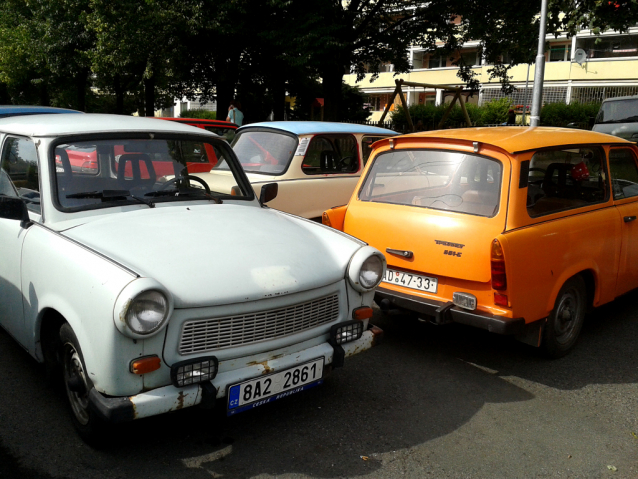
[321,66,344,122]
[214,48,241,122]
[76,69,89,112]
[114,75,124,115]
[39,81,51,107]
[144,75,155,117]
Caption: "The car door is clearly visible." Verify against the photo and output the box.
[290,134,361,219]
[609,146,638,295]
[0,136,38,345]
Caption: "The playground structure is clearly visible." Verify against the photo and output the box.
[378,79,473,131]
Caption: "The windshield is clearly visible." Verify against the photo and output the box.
[52,137,251,212]
[226,130,297,175]
[359,149,502,217]
[595,99,638,124]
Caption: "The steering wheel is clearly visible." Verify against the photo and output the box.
[158,174,211,194]
[337,156,357,172]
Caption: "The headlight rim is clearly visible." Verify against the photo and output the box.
[125,289,170,336]
[347,246,387,293]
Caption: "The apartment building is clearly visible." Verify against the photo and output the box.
[346,26,638,122]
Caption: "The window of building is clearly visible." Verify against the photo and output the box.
[412,50,425,69]
[549,44,571,62]
[460,50,482,66]
[578,34,638,59]
[425,54,445,69]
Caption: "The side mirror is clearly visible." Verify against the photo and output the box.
[0,196,31,228]
[259,183,278,204]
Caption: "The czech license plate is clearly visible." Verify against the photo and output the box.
[227,358,325,415]
[382,268,438,293]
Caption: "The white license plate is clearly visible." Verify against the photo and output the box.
[382,268,438,293]
[227,358,325,415]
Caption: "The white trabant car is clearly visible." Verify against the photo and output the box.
[0,114,385,442]
[194,122,398,220]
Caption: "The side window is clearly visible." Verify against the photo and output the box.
[526,146,608,217]
[1,137,40,212]
[609,148,638,200]
[361,136,388,165]
[302,134,358,175]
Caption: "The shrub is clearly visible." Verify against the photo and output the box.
[480,98,514,125]
[540,101,600,128]
[180,109,216,120]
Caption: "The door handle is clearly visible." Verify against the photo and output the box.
[624,216,636,223]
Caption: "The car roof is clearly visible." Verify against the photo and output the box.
[397,127,633,154]
[0,113,219,137]
[0,105,82,118]
[160,117,237,128]
[601,95,638,103]
[238,121,399,136]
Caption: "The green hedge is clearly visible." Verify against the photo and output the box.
[390,99,601,131]
[539,101,600,128]
[179,109,217,120]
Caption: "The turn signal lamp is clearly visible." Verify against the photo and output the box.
[322,212,331,227]
[490,239,507,291]
[130,355,162,375]
[353,306,373,320]
[494,292,509,307]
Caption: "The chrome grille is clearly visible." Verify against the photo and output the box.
[179,294,340,355]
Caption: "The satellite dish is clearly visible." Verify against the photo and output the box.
[574,48,587,65]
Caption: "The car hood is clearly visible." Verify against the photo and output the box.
[62,204,362,308]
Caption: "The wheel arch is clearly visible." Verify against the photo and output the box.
[546,266,598,313]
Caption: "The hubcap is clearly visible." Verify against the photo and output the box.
[63,343,90,425]
[554,288,582,345]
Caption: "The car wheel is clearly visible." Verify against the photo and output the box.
[59,323,107,444]
[542,276,586,358]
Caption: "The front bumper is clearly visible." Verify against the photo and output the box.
[88,325,383,422]
[375,286,525,335]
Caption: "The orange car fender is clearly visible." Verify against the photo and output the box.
[544,262,600,313]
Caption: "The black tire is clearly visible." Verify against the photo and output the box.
[59,323,108,445]
[542,276,587,358]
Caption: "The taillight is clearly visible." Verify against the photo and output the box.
[322,212,332,227]
[491,239,507,291]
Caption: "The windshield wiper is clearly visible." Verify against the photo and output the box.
[144,189,223,204]
[66,190,154,208]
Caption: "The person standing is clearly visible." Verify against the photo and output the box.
[226,100,244,126]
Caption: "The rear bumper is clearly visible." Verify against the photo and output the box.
[375,286,525,335]
[88,325,383,423]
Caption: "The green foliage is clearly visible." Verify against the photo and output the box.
[180,109,216,120]
[391,98,513,130]
[540,102,601,128]
[480,98,513,125]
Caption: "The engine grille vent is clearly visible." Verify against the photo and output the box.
[179,294,340,355]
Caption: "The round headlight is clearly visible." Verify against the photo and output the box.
[359,255,384,289]
[126,290,169,335]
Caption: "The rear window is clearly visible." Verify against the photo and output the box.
[228,130,297,175]
[359,149,502,217]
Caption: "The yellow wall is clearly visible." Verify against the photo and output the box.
[346,59,638,89]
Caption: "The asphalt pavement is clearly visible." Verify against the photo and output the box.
[1,291,637,479]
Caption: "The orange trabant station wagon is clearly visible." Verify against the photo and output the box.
[323,127,638,357]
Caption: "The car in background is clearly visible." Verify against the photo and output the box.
[0,113,385,443]
[0,105,82,118]
[194,121,398,220]
[592,95,638,142]
[159,117,238,143]
[324,127,638,357]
